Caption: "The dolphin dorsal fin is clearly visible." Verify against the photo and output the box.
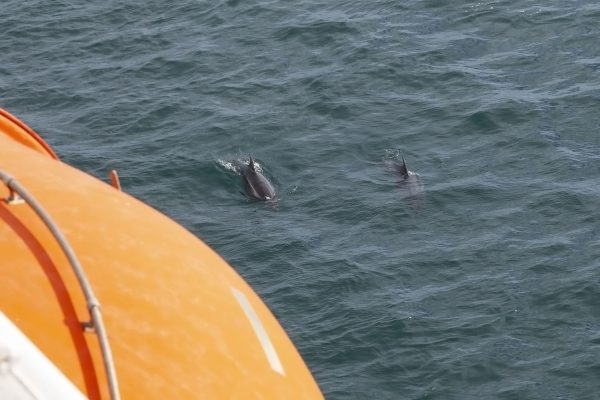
[398,157,409,179]
[249,156,256,171]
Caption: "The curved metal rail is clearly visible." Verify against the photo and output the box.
[0,170,120,400]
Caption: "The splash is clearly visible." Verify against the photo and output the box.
[217,156,264,175]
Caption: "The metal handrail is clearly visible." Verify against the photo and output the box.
[1,170,120,400]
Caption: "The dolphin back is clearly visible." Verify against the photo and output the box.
[240,160,276,201]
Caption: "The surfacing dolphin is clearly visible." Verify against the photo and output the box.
[394,157,424,208]
[239,157,276,201]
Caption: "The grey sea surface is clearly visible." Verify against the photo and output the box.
[3,1,600,398]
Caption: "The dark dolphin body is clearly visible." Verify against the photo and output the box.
[239,157,276,201]
[393,157,424,208]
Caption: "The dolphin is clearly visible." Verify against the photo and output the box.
[239,157,276,201]
[394,157,424,208]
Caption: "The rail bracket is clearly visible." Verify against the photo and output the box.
[82,320,96,333]
[4,189,24,205]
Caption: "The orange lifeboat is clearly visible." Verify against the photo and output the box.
[0,108,323,399]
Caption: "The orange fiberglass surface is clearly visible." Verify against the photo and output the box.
[0,108,323,399]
